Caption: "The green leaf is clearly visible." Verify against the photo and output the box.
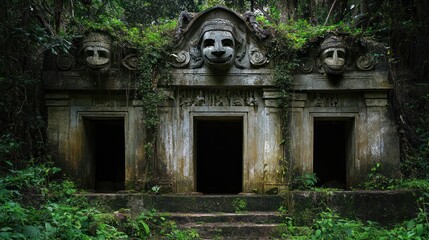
[407,220,416,230]
[315,229,321,237]
[416,223,423,236]
[0,227,12,232]
[143,222,150,235]
[22,225,40,237]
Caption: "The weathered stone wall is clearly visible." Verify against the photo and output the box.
[44,90,146,189]
[42,7,401,193]
[156,83,284,193]
[291,41,400,187]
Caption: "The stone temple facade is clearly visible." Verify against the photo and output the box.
[43,7,400,193]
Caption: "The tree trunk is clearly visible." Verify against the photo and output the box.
[274,0,297,23]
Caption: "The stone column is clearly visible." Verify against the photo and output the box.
[45,93,71,174]
[288,93,309,178]
[364,92,400,177]
[262,88,286,193]
[129,100,146,190]
[156,89,175,192]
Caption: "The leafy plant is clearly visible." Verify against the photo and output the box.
[151,185,161,195]
[292,173,318,190]
[232,198,247,213]
[362,162,392,190]
[278,207,429,240]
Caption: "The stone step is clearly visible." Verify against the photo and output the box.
[83,194,283,213]
[82,191,420,226]
[162,211,284,224]
[181,222,281,239]
[152,195,283,213]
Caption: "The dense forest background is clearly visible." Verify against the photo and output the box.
[0,0,428,239]
[1,0,427,177]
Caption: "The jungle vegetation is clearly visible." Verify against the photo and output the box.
[0,0,428,239]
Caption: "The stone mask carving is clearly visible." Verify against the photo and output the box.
[201,30,236,70]
[320,35,346,75]
[81,32,112,71]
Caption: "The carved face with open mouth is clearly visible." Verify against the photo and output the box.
[319,35,347,75]
[321,47,346,74]
[201,30,235,70]
[81,32,112,71]
[84,45,111,69]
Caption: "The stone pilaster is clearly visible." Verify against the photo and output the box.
[364,92,400,177]
[289,93,309,176]
[45,93,71,174]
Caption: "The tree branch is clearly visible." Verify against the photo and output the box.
[254,0,275,24]
[31,6,55,36]
[324,0,337,26]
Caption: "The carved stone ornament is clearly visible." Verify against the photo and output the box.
[122,54,139,70]
[57,54,74,70]
[172,7,268,71]
[356,53,374,71]
[299,57,314,73]
[319,35,346,75]
[171,50,190,68]
[311,93,340,107]
[178,89,259,107]
[250,49,267,67]
[80,32,112,71]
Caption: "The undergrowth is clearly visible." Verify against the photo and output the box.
[0,164,199,239]
[279,207,429,240]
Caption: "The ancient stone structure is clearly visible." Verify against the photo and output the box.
[161,7,277,193]
[43,7,400,193]
[292,33,399,187]
[42,31,144,192]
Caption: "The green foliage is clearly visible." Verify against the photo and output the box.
[0,164,199,239]
[131,20,176,189]
[292,173,319,190]
[0,164,127,239]
[0,134,21,170]
[392,179,429,192]
[362,162,392,190]
[279,208,429,240]
[232,198,247,213]
[276,20,362,50]
[402,124,429,179]
[151,185,161,195]
[311,209,380,240]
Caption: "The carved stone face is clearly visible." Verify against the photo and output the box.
[81,32,112,71]
[201,31,235,70]
[84,45,111,69]
[321,47,346,74]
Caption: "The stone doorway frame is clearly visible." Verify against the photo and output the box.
[190,111,248,193]
[310,113,357,189]
[73,110,129,189]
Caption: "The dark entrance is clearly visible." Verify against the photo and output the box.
[314,119,352,189]
[195,118,243,194]
[85,119,125,192]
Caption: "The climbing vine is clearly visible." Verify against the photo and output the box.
[266,17,369,187]
[135,21,176,188]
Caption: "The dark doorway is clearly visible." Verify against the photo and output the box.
[85,119,125,192]
[195,118,243,194]
[313,120,351,189]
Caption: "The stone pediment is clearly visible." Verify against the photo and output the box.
[171,6,270,72]
[293,33,391,91]
[42,31,138,90]
[296,33,388,76]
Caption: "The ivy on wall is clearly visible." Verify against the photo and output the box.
[135,21,176,187]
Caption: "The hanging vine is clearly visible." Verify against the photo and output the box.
[134,22,176,189]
